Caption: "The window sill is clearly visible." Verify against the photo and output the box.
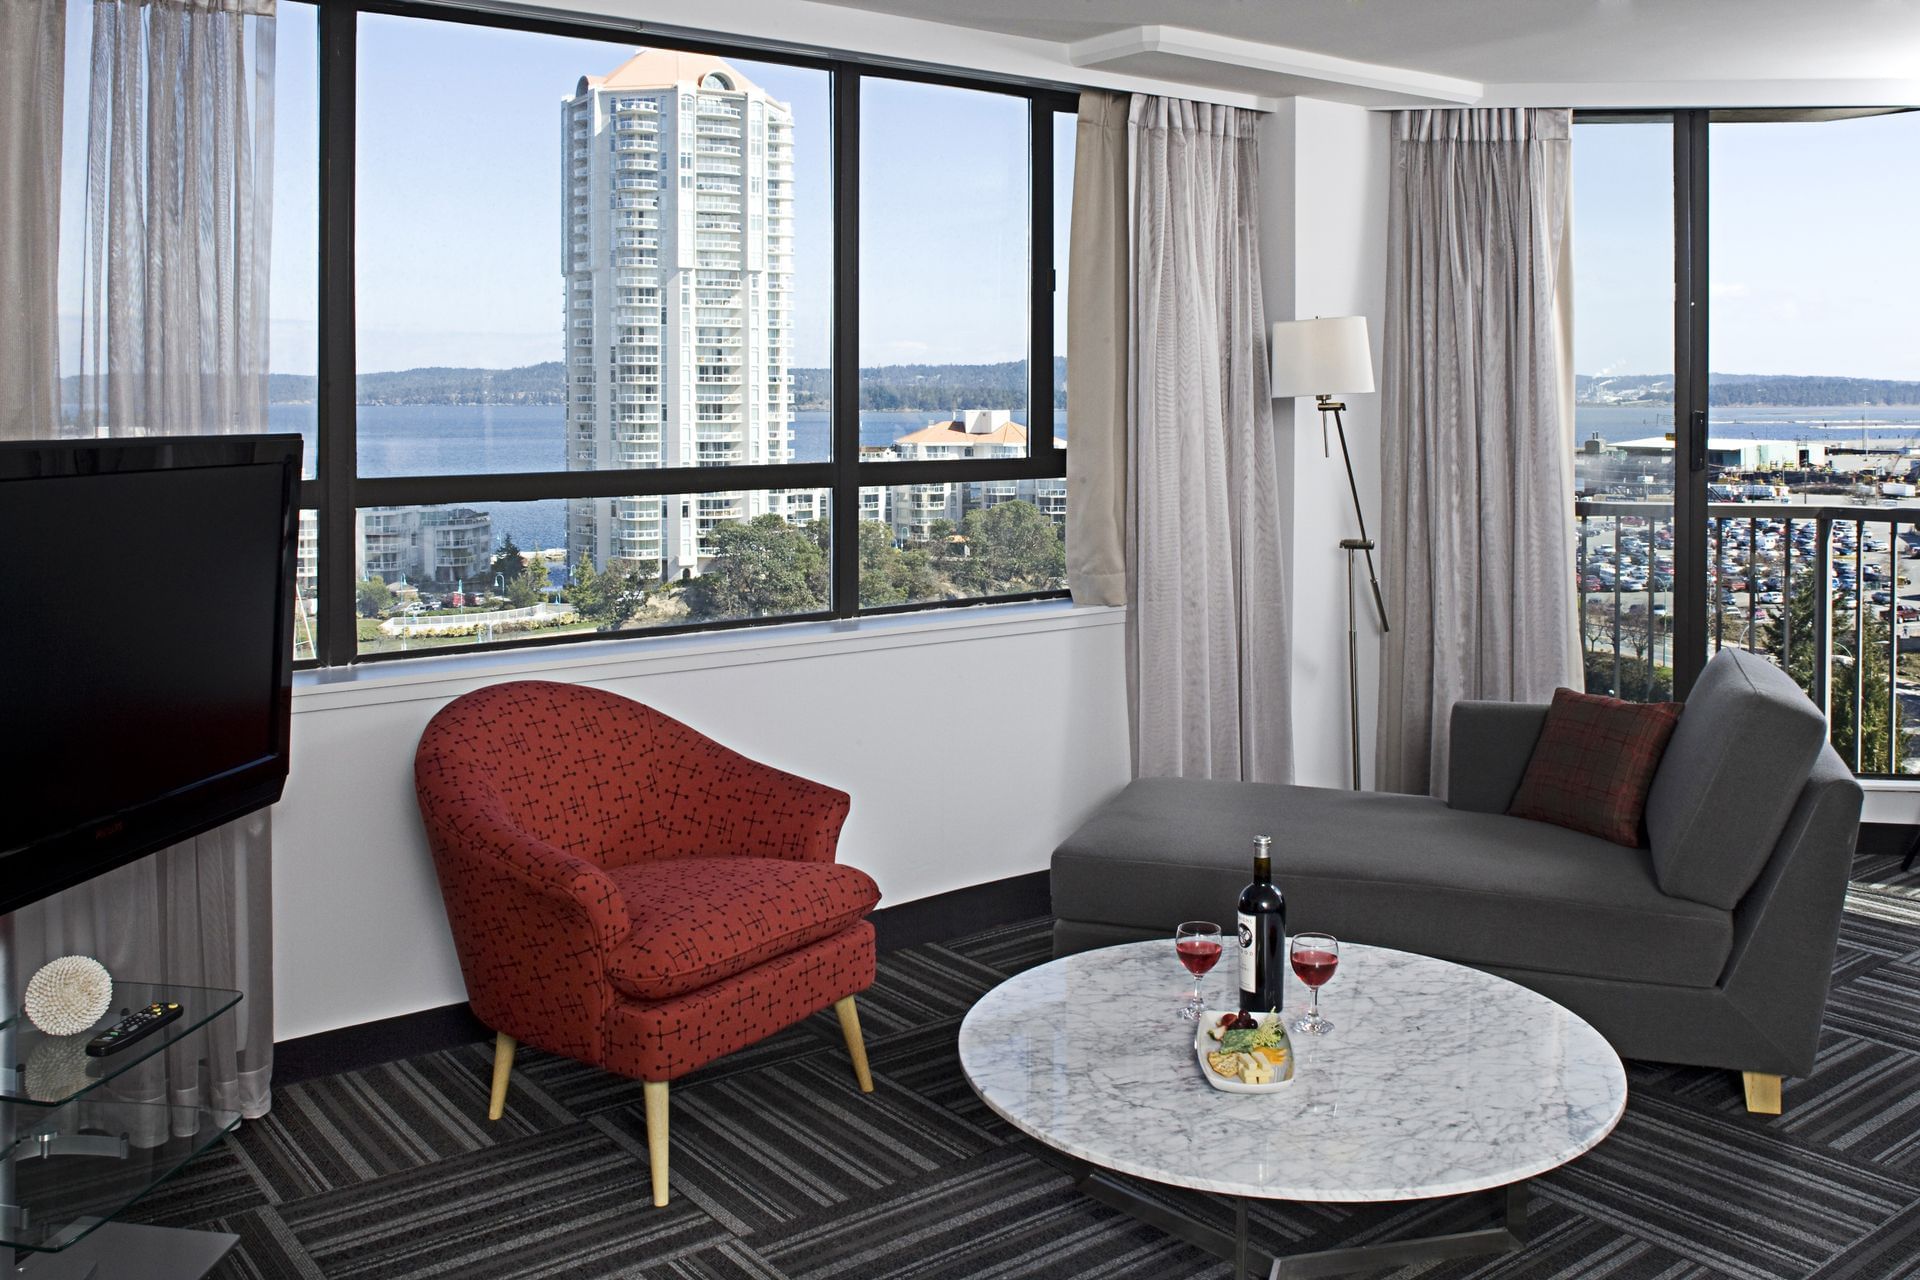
[292,599,1124,715]
[1859,779,1920,825]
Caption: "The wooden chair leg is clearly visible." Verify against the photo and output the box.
[488,1033,516,1121]
[835,995,874,1093]
[1742,1071,1783,1116]
[643,1080,670,1207]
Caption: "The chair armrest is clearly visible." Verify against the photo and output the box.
[1447,701,1549,813]
[667,747,852,864]
[419,791,630,953]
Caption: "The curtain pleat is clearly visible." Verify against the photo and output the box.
[1065,90,1129,607]
[9,0,280,1124]
[0,0,66,440]
[1376,107,1579,797]
[1128,96,1291,783]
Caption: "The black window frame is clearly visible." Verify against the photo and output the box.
[1573,105,1913,702]
[305,0,1077,668]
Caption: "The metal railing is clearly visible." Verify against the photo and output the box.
[1577,499,1916,776]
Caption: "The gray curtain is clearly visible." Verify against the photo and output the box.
[1377,107,1578,797]
[1128,96,1291,782]
[1065,90,1128,607]
[7,0,279,1123]
[0,0,64,439]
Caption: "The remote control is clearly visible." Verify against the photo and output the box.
[85,1002,184,1057]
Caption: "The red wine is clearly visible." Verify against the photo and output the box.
[1176,939,1222,976]
[1237,835,1287,1013]
[1291,949,1338,988]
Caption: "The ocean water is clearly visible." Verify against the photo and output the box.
[1575,402,1920,446]
[270,404,1069,553]
[267,400,1920,555]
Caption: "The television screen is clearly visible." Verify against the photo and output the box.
[0,434,301,918]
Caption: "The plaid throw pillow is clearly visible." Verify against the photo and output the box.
[1507,688,1682,848]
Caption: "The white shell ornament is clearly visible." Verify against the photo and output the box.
[24,956,113,1037]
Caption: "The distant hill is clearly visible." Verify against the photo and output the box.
[1579,372,1920,408]
[248,358,1069,412]
[260,363,568,406]
[791,358,1067,412]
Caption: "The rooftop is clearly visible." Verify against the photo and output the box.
[895,418,1068,450]
[586,49,765,97]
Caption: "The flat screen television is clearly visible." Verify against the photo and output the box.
[0,433,303,919]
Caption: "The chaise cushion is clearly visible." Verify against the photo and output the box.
[1507,688,1680,847]
[1052,778,1733,988]
[604,856,880,1000]
[1645,648,1827,909]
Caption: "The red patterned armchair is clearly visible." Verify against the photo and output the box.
[413,680,880,1206]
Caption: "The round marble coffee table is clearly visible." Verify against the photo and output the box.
[958,939,1627,1280]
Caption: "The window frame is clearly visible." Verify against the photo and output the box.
[306,0,1076,667]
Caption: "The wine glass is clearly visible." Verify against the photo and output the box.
[1174,922,1222,1021]
[1289,933,1340,1035]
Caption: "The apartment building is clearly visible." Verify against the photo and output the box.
[561,50,797,581]
[870,409,1069,540]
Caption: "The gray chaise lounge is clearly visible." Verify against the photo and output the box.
[1051,648,1863,1114]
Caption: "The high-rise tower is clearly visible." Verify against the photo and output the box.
[562,51,796,581]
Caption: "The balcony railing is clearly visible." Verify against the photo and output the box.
[1577,498,1917,776]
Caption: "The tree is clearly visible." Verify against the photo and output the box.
[954,500,1065,595]
[682,515,828,620]
[489,536,526,586]
[1582,648,1674,702]
[566,555,648,630]
[356,576,394,618]
[857,521,940,607]
[504,558,543,610]
[1761,571,1892,771]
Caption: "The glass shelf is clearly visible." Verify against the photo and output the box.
[0,981,242,1108]
[0,1098,241,1252]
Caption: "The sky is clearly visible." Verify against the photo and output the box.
[1573,113,1920,380]
[56,4,1069,378]
[52,5,1914,383]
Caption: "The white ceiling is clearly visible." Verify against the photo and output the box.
[804,0,1920,88]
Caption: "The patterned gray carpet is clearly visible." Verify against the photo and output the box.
[127,855,1920,1280]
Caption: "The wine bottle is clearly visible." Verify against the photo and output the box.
[1237,834,1287,1013]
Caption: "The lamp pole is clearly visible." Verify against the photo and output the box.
[1320,397,1388,792]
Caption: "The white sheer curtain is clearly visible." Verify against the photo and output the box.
[8,0,279,1122]
[1128,96,1291,782]
[1376,108,1579,797]
[0,0,65,439]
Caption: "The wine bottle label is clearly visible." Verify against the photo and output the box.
[1237,911,1257,990]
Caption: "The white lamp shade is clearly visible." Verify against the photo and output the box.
[1269,316,1375,399]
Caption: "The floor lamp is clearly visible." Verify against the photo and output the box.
[1270,316,1387,791]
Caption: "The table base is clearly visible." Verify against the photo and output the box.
[1071,1165,1531,1280]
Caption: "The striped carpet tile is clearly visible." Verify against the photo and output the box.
[275,1124,727,1279]
[594,1055,996,1235]
[119,853,1920,1280]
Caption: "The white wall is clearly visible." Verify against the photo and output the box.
[273,606,1129,1041]
[1259,100,1392,789]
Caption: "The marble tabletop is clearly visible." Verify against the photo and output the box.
[958,939,1627,1202]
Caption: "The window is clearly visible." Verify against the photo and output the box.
[1572,119,1676,702]
[299,8,1072,665]
[1572,109,1920,776]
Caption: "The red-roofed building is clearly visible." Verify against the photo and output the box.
[866,409,1067,540]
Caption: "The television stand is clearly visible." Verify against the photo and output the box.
[1,923,242,1279]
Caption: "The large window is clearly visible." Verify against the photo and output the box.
[293,4,1071,665]
[1574,109,1920,776]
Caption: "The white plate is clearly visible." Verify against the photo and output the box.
[1193,1010,1296,1093]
